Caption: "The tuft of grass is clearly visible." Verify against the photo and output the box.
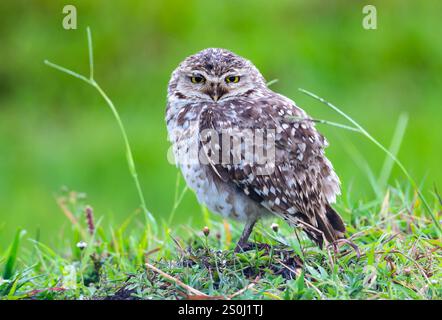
[0,185,440,300]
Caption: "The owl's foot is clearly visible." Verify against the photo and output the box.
[330,238,361,259]
[234,218,258,253]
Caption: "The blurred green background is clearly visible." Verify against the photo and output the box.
[0,0,441,248]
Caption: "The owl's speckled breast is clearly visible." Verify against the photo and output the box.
[168,117,267,222]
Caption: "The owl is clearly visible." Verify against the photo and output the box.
[166,48,345,252]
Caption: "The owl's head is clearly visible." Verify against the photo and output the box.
[168,48,266,103]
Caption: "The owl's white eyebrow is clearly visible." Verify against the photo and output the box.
[187,69,208,75]
[224,70,243,76]
[187,71,205,76]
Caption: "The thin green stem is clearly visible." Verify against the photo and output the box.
[266,79,279,87]
[91,81,155,226]
[45,27,157,233]
[87,27,94,80]
[43,60,91,85]
[168,184,188,225]
[299,88,441,234]
[287,116,360,133]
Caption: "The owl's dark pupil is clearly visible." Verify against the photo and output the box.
[226,76,240,83]
[191,75,204,83]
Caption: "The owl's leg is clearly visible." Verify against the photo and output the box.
[234,217,257,253]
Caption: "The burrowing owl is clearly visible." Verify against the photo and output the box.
[166,48,345,251]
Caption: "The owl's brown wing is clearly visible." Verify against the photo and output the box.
[198,94,345,246]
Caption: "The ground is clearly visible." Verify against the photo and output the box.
[0,186,441,300]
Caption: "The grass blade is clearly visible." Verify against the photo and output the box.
[378,113,408,191]
[2,229,26,279]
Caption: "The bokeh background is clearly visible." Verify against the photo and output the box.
[0,1,441,248]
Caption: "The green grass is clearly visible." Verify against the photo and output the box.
[0,185,440,300]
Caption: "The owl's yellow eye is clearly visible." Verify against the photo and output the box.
[190,75,205,84]
[225,76,240,83]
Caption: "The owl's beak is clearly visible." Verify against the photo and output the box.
[207,84,227,102]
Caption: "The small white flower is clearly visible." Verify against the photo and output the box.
[76,241,87,249]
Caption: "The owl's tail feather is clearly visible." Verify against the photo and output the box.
[325,205,346,235]
[304,205,346,249]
